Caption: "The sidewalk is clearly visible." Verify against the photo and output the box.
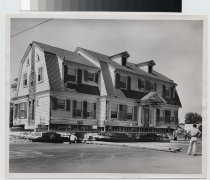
[86,141,197,153]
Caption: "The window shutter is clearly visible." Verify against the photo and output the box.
[77,69,82,84]
[93,103,96,119]
[83,101,87,118]
[66,99,71,111]
[127,76,131,90]
[73,100,77,117]
[134,106,138,121]
[162,85,166,97]
[64,65,68,83]
[18,104,20,118]
[95,72,99,83]
[84,70,88,81]
[52,97,57,110]
[138,79,141,89]
[115,73,120,89]
[24,102,27,118]
[124,105,127,120]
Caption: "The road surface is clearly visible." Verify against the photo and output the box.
[9,142,202,173]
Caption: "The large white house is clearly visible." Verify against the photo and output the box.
[12,41,182,134]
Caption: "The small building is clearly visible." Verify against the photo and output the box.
[12,42,182,134]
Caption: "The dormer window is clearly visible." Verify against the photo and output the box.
[87,72,94,81]
[138,79,145,89]
[136,60,156,74]
[110,51,130,67]
[120,75,127,89]
[145,80,151,91]
[84,70,99,83]
[67,68,77,83]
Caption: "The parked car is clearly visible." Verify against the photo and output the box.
[33,131,64,143]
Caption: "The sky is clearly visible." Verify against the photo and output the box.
[10,18,203,123]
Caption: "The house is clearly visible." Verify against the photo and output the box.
[12,41,182,135]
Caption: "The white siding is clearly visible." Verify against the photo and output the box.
[34,47,50,92]
[57,56,64,81]
[97,98,106,125]
[99,71,107,96]
[17,50,31,97]
[35,93,50,126]
[109,65,116,87]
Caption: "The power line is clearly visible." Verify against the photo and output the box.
[10,18,53,38]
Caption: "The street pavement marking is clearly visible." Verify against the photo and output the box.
[10,150,53,159]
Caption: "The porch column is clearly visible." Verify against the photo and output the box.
[97,98,106,126]
[137,106,143,126]
[153,108,157,127]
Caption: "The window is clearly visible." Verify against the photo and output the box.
[154,83,157,91]
[14,104,18,118]
[127,106,133,120]
[27,58,30,66]
[84,70,99,83]
[23,73,27,86]
[138,79,145,89]
[120,75,127,89]
[162,85,166,97]
[19,102,27,119]
[37,54,40,61]
[165,88,170,97]
[57,99,65,110]
[145,80,151,91]
[164,110,171,123]
[111,104,118,119]
[87,72,94,81]
[38,67,43,82]
[118,105,127,120]
[67,68,77,83]
[86,102,93,118]
[73,100,82,117]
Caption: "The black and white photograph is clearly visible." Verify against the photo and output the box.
[7,15,207,178]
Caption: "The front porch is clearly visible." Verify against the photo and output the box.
[106,92,179,129]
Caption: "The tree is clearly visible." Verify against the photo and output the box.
[185,112,202,124]
[11,78,18,92]
[10,78,18,128]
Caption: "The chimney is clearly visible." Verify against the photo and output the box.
[110,51,130,67]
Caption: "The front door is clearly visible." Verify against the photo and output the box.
[143,108,150,127]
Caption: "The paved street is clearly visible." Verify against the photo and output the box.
[9,142,202,173]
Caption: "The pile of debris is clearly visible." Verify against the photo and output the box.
[10,135,33,144]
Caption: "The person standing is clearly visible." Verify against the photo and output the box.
[187,124,201,155]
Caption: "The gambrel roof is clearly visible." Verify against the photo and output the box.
[78,47,181,106]
[30,42,181,106]
[77,47,175,84]
[33,41,98,68]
